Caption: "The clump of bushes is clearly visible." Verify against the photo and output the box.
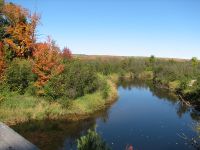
[44,60,99,100]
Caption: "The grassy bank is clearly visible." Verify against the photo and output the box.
[0,76,118,125]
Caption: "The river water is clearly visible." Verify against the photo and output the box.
[13,80,200,150]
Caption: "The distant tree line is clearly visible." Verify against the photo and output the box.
[80,55,200,104]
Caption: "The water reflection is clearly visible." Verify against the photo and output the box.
[12,108,111,150]
[119,79,200,122]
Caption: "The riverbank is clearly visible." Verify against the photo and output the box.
[153,78,200,107]
[0,71,198,125]
[0,76,118,125]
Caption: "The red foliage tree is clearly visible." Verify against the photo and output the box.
[0,42,6,79]
[32,41,64,89]
[61,47,72,60]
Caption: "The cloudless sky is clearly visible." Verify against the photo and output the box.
[7,0,200,59]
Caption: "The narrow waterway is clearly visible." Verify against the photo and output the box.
[13,80,200,150]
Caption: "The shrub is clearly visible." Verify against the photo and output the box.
[5,58,34,94]
[98,75,109,99]
[77,129,110,150]
[25,82,37,95]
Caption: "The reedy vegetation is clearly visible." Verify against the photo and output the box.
[77,129,111,150]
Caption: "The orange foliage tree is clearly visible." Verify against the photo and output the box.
[2,3,39,58]
[32,40,64,89]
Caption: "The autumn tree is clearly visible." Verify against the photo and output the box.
[0,1,5,78]
[2,3,39,59]
[61,47,72,60]
[32,40,64,91]
[0,42,6,79]
[0,0,9,41]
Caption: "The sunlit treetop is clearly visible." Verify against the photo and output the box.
[1,2,40,58]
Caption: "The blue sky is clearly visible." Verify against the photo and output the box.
[7,0,200,59]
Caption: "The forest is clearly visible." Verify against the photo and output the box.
[1,1,200,150]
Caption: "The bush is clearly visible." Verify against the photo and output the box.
[179,78,189,91]
[5,59,35,94]
[196,76,200,87]
[25,82,37,96]
[77,129,110,150]
[44,60,99,100]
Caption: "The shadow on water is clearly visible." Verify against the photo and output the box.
[12,79,200,150]
[11,107,111,150]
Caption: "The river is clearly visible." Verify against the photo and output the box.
[12,80,200,150]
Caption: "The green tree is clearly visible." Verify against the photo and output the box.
[0,0,9,41]
[5,59,35,94]
[149,55,156,64]
[0,0,4,6]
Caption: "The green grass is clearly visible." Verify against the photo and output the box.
[0,76,118,125]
